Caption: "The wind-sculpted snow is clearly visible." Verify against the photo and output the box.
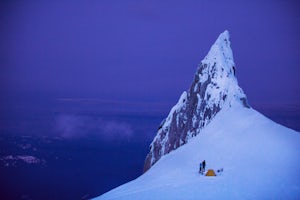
[144,30,249,172]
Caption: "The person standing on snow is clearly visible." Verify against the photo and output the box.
[202,160,206,172]
[199,162,203,174]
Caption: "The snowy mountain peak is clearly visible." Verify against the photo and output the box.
[143,30,249,172]
[203,30,234,72]
[195,30,249,109]
[94,31,300,200]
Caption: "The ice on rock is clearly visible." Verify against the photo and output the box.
[143,30,249,172]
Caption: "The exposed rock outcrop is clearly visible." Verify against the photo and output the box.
[144,30,249,172]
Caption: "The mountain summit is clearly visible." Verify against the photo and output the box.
[144,30,249,172]
[94,31,300,200]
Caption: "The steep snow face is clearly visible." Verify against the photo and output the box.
[94,106,300,200]
[144,30,249,172]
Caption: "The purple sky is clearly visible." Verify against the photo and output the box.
[1,0,300,107]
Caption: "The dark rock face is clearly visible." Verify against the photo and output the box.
[144,30,250,172]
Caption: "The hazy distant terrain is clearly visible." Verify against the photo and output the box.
[0,98,299,199]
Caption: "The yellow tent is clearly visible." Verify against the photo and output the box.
[205,169,216,176]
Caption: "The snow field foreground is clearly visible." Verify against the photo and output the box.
[95,105,300,200]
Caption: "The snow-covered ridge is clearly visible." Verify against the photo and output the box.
[95,105,300,200]
[144,30,249,172]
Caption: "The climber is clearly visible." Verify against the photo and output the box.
[199,162,203,174]
[202,160,206,172]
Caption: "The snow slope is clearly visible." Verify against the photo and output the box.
[94,105,300,200]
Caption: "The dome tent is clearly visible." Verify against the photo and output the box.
[205,169,216,176]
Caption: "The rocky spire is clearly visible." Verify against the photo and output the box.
[143,30,249,172]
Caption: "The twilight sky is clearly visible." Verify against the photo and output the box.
[1,0,300,107]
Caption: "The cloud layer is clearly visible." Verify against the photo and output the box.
[55,114,133,140]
